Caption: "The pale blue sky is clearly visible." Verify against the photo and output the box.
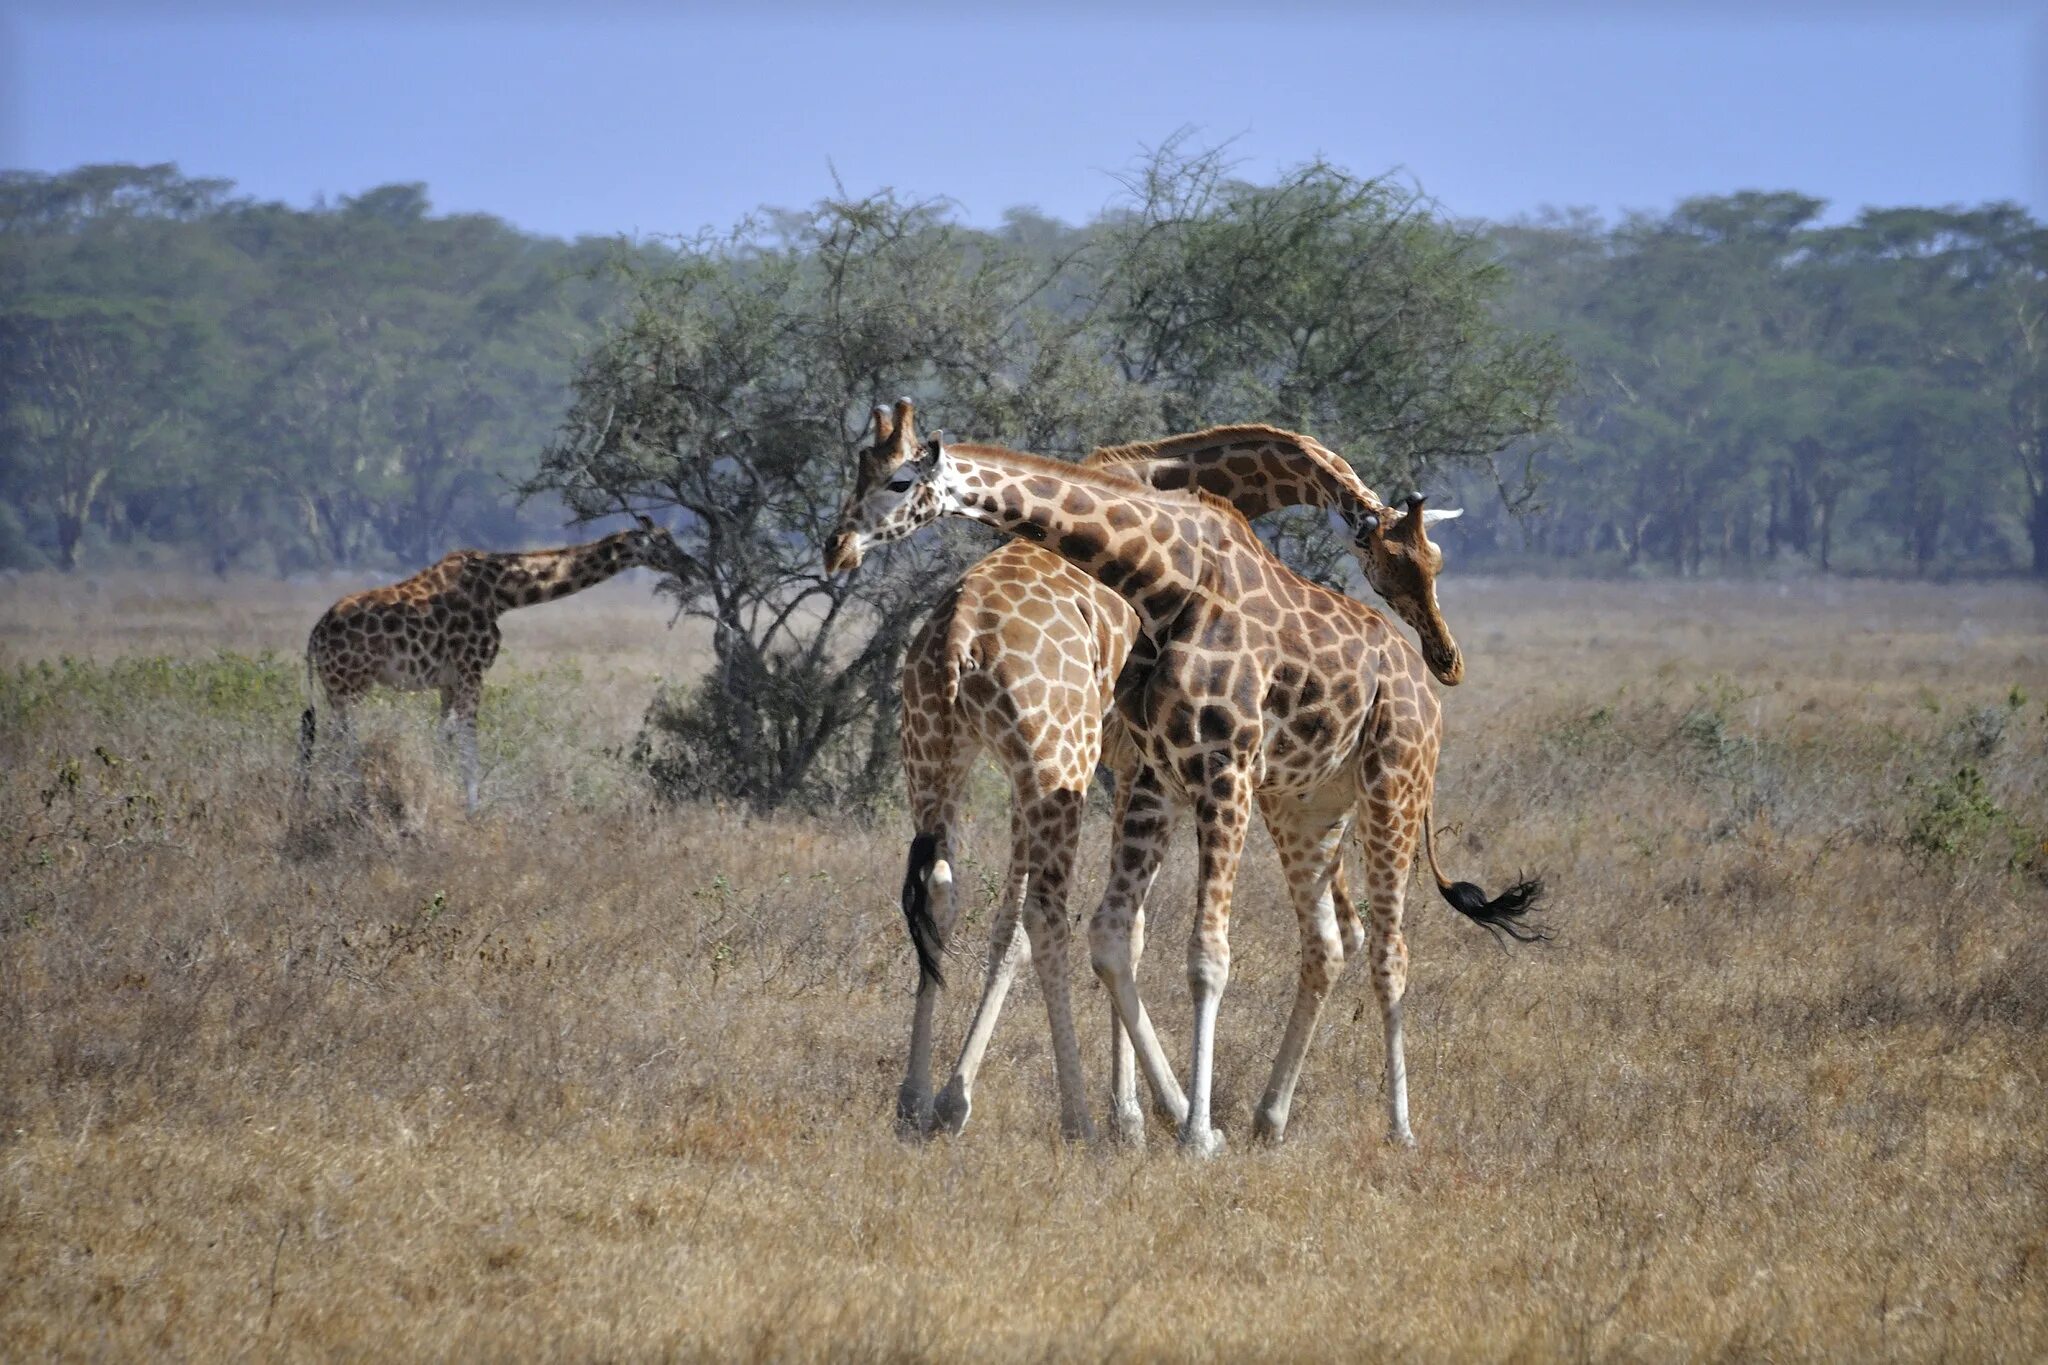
[5,4,2044,237]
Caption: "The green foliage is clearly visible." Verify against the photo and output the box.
[0,652,300,733]
[1492,196,2048,574]
[0,500,47,569]
[1098,140,1570,491]
[1903,766,2038,871]
[0,164,644,573]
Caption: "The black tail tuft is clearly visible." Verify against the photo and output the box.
[900,832,945,988]
[1439,874,1550,947]
[299,707,316,757]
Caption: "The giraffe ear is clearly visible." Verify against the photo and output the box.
[1421,507,1463,526]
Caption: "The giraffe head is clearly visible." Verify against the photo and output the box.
[1348,494,1465,686]
[825,397,941,573]
[621,514,702,584]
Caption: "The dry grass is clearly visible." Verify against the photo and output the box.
[2,570,2045,1360]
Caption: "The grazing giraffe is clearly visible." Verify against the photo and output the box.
[860,402,1466,1142]
[828,405,1543,1154]
[297,516,697,813]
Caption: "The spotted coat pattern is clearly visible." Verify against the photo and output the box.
[831,402,1516,1151]
[871,409,1459,1143]
[297,520,694,812]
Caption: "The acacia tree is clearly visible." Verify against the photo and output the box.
[522,192,1153,809]
[0,297,209,570]
[1097,141,1570,487]
[1091,141,1569,580]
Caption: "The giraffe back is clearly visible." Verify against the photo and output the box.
[308,553,502,703]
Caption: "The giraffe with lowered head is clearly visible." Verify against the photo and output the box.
[851,401,1467,1142]
[828,401,1544,1154]
[297,516,697,813]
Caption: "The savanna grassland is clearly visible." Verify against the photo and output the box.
[2,569,2045,1360]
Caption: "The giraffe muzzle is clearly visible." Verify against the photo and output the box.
[825,531,864,575]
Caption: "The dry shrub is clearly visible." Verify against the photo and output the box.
[0,572,2044,1359]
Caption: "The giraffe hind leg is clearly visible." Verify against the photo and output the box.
[1251,797,1352,1145]
[896,712,974,1139]
[931,834,1031,1137]
[440,681,482,813]
[1359,798,1421,1148]
[294,705,317,816]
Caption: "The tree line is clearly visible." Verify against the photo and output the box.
[4,156,2042,584]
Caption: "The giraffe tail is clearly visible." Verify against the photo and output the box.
[1423,811,1549,946]
[901,832,947,987]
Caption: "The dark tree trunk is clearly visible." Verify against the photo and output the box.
[1913,491,1945,575]
[55,510,82,572]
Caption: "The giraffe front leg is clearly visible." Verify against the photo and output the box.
[1180,775,1251,1160]
[1252,800,1352,1145]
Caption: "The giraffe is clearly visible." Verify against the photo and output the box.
[827,403,1544,1154]
[296,516,698,813]
[864,402,1467,1142]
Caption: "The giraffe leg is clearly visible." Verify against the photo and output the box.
[1359,792,1422,1148]
[1252,796,1353,1145]
[932,824,1032,1137]
[446,681,482,814]
[897,719,974,1139]
[294,701,318,819]
[1100,761,1145,1145]
[328,701,367,816]
[1180,770,1252,1159]
[899,820,964,1137]
[1089,764,1189,1135]
[1000,787,1094,1141]
[1333,848,1366,960]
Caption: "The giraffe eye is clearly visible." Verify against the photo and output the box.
[886,469,917,493]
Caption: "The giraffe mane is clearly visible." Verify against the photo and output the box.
[944,443,1174,497]
[945,441,1262,534]
[941,440,1286,577]
[1083,423,1385,512]
[468,529,636,568]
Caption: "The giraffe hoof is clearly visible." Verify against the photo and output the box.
[895,1086,934,1141]
[1251,1107,1288,1145]
[1111,1103,1146,1147]
[932,1081,971,1137]
[1178,1126,1227,1160]
[1385,1127,1417,1150]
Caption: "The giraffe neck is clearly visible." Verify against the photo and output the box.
[485,534,639,612]
[934,445,1218,635]
[1086,424,1383,524]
